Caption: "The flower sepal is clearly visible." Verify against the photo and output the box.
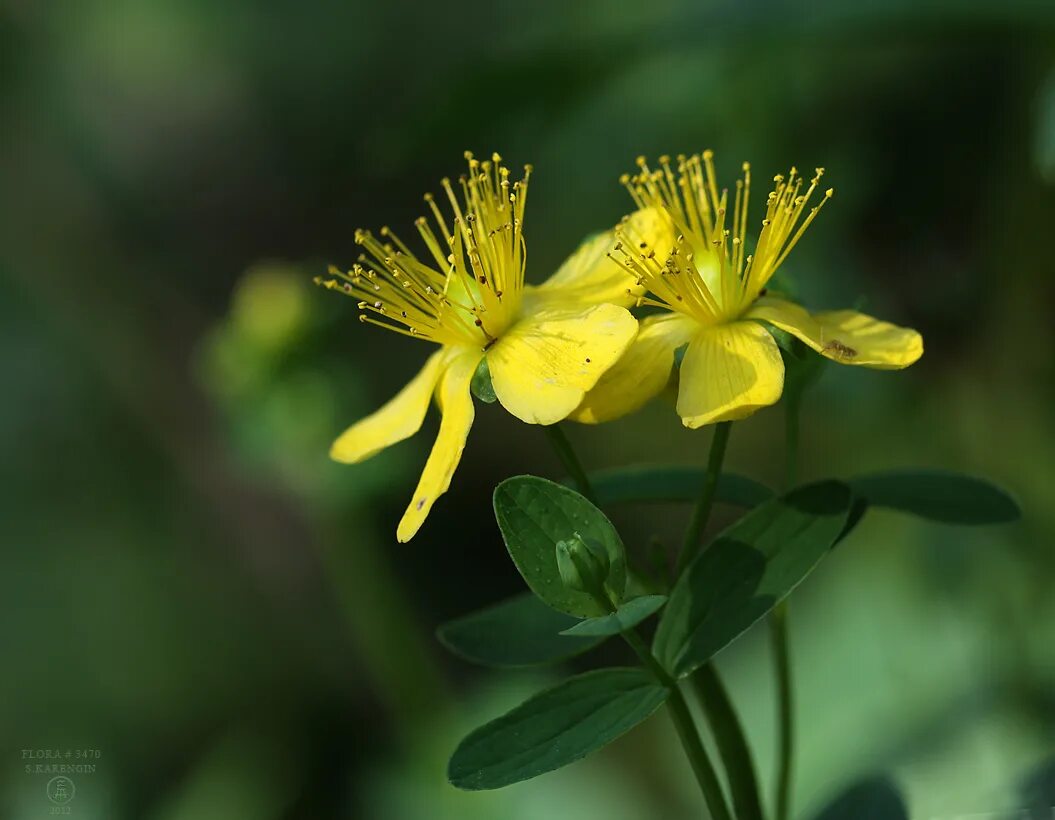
[470,356,498,404]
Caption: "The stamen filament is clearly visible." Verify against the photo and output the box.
[616,152,832,323]
[317,153,530,348]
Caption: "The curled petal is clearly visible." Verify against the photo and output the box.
[747,298,923,369]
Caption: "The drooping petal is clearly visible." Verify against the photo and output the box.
[747,297,923,369]
[571,313,697,424]
[487,304,638,425]
[525,208,675,310]
[330,349,447,464]
[677,321,785,428]
[396,350,481,542]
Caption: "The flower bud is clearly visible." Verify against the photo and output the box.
[555,533,610,597]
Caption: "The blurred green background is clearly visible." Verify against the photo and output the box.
[2,0,1054,817]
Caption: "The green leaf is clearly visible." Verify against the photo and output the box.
[470,356,497,403]
[849,470,1020,525]
[811,776,908,820]
[581,466,773,507]
[494,476,627,618]
[654,481,852,679]
[560,595,668,637]
[448,668,669,790]
[436,593,606,667]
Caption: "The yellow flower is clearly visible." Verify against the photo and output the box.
[572,152,923,427]
[318,153,641,541]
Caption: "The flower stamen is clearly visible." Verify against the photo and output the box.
[316,152,530,348]
[610,151,833,323]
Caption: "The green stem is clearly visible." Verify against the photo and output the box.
[543,423,597,503]
[692,663,764,820]
[622,630,733,820]
[772,394,801,820]
[677,421,733,576]
[771,603,793,820]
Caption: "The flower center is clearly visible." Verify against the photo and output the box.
[612,152,832,325]
[318,152,530,349]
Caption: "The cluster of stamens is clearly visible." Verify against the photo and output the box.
[316,152,531,348]
[610,151,833,323]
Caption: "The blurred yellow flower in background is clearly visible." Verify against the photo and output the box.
[317,153,643,541]
[573,152,923,427]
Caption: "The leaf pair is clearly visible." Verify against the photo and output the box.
[449,466,974,671]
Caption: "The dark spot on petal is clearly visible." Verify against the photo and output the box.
[585,357,591,363]
[415,497,427,511]
[823,340,857,359]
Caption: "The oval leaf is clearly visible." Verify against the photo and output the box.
[654,480,852,679]
[437,593,606,667]
[560,595,668,637]
[578,466,773,508]
[494,476,627,618]
[448,667,669,790]
[849,470,1020,525]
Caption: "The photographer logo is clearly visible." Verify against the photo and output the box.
[46,775,75,805]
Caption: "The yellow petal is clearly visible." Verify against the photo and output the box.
[396,350,480,542]
[525,208,675,310]
[487,304,638,425]
[571,313,697,424]
[677,321,785,428]
[747,298,923,369]
[330,349,446,464]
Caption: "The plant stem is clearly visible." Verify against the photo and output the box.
[543,423,597,503]
[677,421,733,576]
[772,394,801,820]
[622,630,733,820]
[771,602,793,820]
[692,663,764,820]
